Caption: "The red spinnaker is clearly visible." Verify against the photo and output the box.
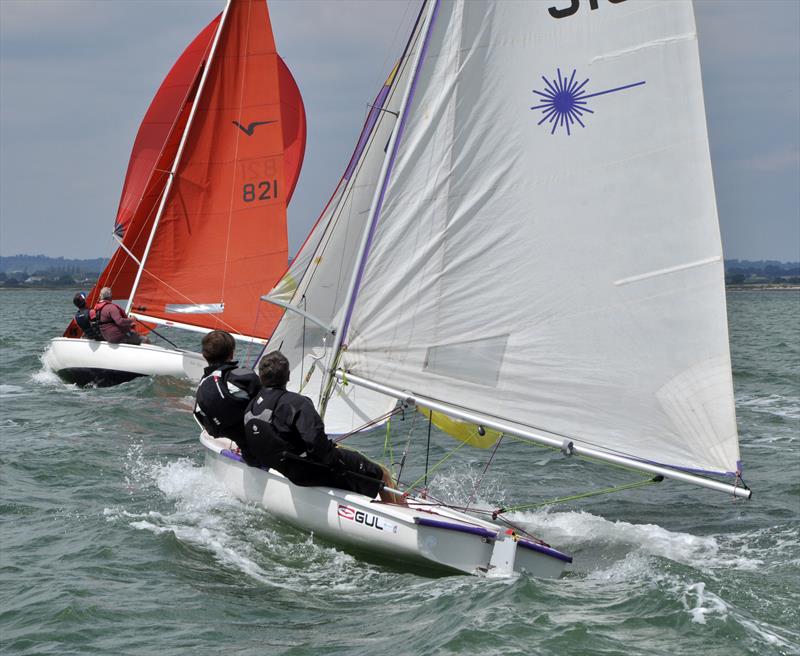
[130,0,300,339]
[65,1,305,339]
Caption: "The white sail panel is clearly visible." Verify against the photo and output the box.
[264,12,430,432]
[341,0,740,475]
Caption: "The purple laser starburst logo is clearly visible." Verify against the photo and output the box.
[531,68,646,135]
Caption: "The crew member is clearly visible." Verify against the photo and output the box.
[72,292,103,340]
[244,351,400,503]
[93,287,141,344]
[194,330,261,463]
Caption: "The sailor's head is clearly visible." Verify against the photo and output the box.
[99,287,113,301]
[72,292,87,309]
[201,330,235,364]
[258,351,289,389]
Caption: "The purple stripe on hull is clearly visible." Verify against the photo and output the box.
[414,517,573,564]
[221,449,244,462]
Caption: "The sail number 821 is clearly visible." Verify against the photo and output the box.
[243,180,278,202]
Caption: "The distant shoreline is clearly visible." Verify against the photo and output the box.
[726,285,800,291]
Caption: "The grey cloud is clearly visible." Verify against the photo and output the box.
[1,0,798,262]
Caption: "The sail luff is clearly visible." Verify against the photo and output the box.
[126,0,232,314]
[321,0,440,417]
[334,370,751,499]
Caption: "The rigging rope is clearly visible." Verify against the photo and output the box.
[404,440,468,494]
[395,407,416,484]
[492,475,664,518]
[132,319,179,350]
[463,435,503,512]
[423,412,432,493]
[332,406,404,444]
[382,418,395,474]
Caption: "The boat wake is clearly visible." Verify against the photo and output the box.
[509,508,800,647]
[513,509,763,573]
[0,384,27,396]
[108,447,391,591]
[31,362,67,387]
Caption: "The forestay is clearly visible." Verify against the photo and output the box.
[338,0,741,477]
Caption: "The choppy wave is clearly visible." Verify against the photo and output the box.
[737,393,800,421]
[3,289,799,656]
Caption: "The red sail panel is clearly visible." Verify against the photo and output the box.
[277,56,305,204]
[131,0,292,339]
[64,16,220,338]
[114,15,222,238]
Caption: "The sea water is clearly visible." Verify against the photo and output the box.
[1,289,798,655]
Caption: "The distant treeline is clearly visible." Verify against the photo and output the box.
[0,254,798,289]
[0,254,108,275]
[724,259,800,285]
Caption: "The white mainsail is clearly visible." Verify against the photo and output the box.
[262,6,430,434]
[332,0,743,481]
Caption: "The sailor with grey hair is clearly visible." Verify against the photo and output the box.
[92,287,141,344]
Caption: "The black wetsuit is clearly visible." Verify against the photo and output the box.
[244,387,384,498]
[74,308,103,340]
[194,361,261,462]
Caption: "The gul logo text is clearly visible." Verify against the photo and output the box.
[338,505,397,533]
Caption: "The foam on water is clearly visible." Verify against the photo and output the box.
[512,509,763,573]
[679,581,729,624]
[30,367,68,387]
[676,579,798,649]
[737,393,800,421]
[111,445,387,593]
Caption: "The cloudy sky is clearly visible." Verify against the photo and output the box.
[1,0,798,262]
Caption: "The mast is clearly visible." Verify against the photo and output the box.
[320,0,439,416]
[334,371,752,500]
[125,0,232,315]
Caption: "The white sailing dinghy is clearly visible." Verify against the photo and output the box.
[202,0,751,577]
[44,0,305,387]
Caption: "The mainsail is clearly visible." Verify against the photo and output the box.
[321,0,746,495]
[261,5,428,433]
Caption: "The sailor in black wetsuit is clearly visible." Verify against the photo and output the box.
[244,351,399,502]
[194,330,261,463]
[72,292,103,340]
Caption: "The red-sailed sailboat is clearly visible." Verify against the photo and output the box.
[44,0,305,386]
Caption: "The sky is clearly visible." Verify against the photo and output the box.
[0,0,798,262]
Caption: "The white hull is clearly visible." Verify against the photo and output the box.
[43,337,207,386]
[201,432,571,577]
